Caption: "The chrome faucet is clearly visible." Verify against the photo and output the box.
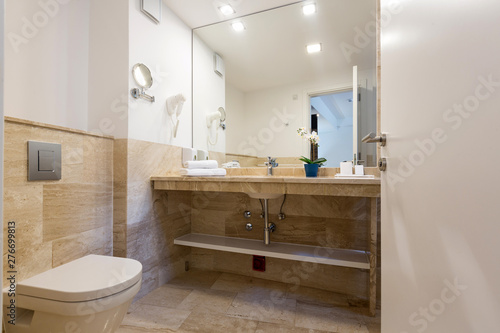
[264,156,278,176]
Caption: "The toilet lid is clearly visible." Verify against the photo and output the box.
[17,255,142,302]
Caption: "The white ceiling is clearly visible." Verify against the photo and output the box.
[162,0,301,28]
[193,0,376,92]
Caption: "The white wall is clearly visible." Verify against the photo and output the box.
[128,0,192,147]
[317,116,353,167]
[227,71,352,158]
[225,82,245,154]
[5,0,90,130]
[88,0,129,138]
[192,34,225,152]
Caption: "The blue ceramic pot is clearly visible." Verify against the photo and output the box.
[304,164,319,177]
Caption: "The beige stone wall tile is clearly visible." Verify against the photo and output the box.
[158,255,190,286]
[113,223,127,258]
[225,154,259,167]
[52,226,112,267]
[127,139,183,181]
[225,212,263,241]
[3,242,52,286]
[191,209,226,236]
[83,136,113,183]
[3,185,43,245]
[251,256,368,297]
[3,159,29,188]
[325,218,370,251]
[190,248,214,271]
[214,251,253,276]
[43,182,113,242]
[114,180,128,257]
[3,120,114,288]
[33,127,86,183]
[271,216,326,246]
[114,139,128,183]
[208,151,226,166]
[126,180,155,225]
[135,265,160,300]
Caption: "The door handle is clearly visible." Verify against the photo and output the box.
[362,132,386,147]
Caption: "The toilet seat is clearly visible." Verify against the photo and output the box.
[15,278,141,317]
[16,255,142,303]
[2,255,142,333]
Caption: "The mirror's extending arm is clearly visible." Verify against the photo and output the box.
[131,88,155,103]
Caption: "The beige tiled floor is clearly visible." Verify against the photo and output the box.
[117,270,381,333]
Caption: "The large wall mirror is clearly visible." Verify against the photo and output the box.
[193,0,377,167]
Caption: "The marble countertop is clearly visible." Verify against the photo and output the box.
[151,175,380,185]
[151,174,380,198]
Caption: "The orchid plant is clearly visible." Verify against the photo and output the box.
[297,127,327,165]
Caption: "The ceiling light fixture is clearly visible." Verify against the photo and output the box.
[306,43,322,54]
[302,3,317,16]
[219,5,235,16]
[232,21,245,32]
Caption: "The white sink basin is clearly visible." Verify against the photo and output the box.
[246,193,284,200]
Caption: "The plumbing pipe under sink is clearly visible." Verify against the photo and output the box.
[263,199,271,245]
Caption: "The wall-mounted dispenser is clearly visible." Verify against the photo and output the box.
[130,63,155,102]
[166,94,186,138]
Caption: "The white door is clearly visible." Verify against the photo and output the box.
[353,65,358,163]
[381,0,500,332]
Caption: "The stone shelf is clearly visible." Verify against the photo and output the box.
[175,233,370,270]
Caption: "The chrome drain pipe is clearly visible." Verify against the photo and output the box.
[263,199,271,245]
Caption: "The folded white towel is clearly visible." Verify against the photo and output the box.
[183,160,218,169]
[180,168,226,177]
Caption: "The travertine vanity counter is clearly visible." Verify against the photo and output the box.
[151,174,380,197]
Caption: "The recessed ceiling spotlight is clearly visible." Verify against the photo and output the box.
[219,5,235,16]
[232,21,245,32]
[302,3,317,16]
[306,43,322,54]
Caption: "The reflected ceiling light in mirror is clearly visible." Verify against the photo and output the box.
[219,5,235,16]
[302,3,317,15]
[232,21,245,32]
[306,43,322,54]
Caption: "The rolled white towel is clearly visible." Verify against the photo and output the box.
[183,160,218,169]
[179,168,226,177]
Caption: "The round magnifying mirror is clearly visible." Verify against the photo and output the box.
[218,107,226,122]
[132,63,153,89]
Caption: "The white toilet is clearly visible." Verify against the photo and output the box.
[3,254,142,333]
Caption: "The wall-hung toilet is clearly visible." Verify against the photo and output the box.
[3,255,142,333]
